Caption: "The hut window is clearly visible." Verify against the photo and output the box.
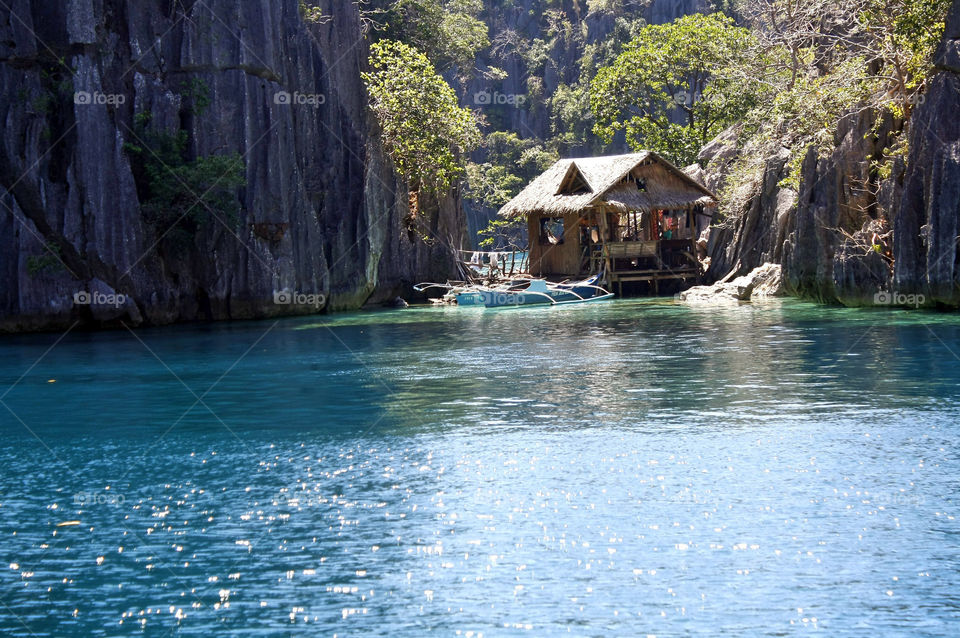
[636,179,646,192]
[539,217,565,245]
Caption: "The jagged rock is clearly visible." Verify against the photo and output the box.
[683,163,708,188]
[781,108,901,303]
[893,0,960,306]
[702,99,902,306]
[936,0,960,72]
[678,263,783,304]
[697,124,741,193]
[707,146,795,281]
[701,1,960,308]
[0,0,464,333]
[832,220,895,306]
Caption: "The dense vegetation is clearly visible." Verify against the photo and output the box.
[591,13,758,166]
[125,112,245,250]
[718,0,952,216]
[348,0,953,246]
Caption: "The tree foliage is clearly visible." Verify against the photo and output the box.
[363,40,482,193]
[476,217,527,249]
[736,0,952,119]
[591,13,759,165]
[465,131,558,209]
[368,0,489,74]
[709,0,953,222]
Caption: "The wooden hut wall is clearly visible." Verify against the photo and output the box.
[527,215,544,275]
[527,212,582,276]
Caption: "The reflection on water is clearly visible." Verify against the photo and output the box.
[1,299,959,636]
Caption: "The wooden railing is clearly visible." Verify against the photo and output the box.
[602,241,659,259]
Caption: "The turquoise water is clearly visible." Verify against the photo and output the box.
[1,299,959,636]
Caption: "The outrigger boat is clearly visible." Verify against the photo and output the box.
[477,274,613,308]
[415,275,614,308]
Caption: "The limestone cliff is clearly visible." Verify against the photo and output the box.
[703,0,960,308]
[892,1,960,305]
[0,0,464,332]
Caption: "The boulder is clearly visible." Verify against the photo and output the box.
[678,263,784,304]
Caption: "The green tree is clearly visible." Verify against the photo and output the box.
[363,40,482,193]
[590,13,759,165]
[724,0,953,196]
[369,0,488,73]
[465,163,524,209]
[465,131,558,210]
[861,0,953,117]
[476,217,527,250]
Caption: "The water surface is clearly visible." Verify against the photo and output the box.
[1,299,959,636]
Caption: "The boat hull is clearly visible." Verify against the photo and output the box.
[454,291,484,305]
[480,278,613,308]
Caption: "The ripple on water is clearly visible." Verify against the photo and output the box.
[0,301,959,635]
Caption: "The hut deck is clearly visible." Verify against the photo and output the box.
[608,266,700,296]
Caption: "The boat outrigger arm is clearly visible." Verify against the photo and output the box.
[412,282,454,293]
[550,285,614,305]
[477,285,612,305]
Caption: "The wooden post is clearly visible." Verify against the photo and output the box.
[598,206,613,288]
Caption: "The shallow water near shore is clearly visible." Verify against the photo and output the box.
[1,298,959,636]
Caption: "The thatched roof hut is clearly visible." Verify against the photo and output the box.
[496,152,718,287]
[498,151,716,218]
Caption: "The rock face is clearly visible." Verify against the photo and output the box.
[703,0,960,308]
[678,263,784,304]
[0,0,464,332]
[781,108,900,303]
[703,110,900,305]
[892,0,960,305]
[703,137,796,282]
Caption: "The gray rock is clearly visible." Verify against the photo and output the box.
[703,0,960,308]
[936,0,960,72]
[678,263,784,304]
[893,0,960,305]
[0,0,465,332]
[832,220,895,306]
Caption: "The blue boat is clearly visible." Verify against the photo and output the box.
[479,275,613,308]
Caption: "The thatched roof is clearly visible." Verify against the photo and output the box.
[498,151,717,218]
